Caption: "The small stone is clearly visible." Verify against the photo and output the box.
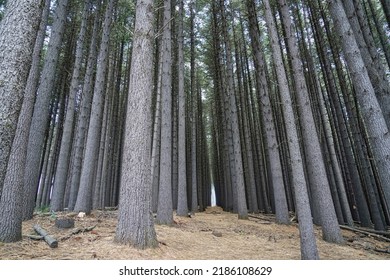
[78,212,86,218]
[212,231,222,237]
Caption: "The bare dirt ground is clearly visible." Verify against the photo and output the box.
[1,206,389,260]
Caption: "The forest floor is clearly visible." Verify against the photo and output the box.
[0,206,389,260]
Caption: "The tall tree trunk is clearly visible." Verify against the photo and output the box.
[220,0,248,219]
[263,0,319,259]
[156,0,173,225]
[0,0,41,196]
[51,1,90,212]
[10,0,51,211]
[115,0,158,248]
[328,0,390,214]
[278,0,343,244]
[246,0,289,224]
[0,0,43,242]
[74,0,116,214]
[190,0,198,214]
[67,4,101,210]
[23,0,70,220]
[176,0,189,217]
[343,0,390,128]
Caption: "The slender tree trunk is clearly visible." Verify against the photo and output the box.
[67,4,101,210]
[263,0,319,259]
[190,0,198,214]
[23,0,70,220]
[278,0,344,244]
[51,1,90,212]
[156,0,173,225]
[220,0,248,219]
[328,0,390,213]
[74,0,116,214]
[343,0,390,128]
[176,0,188,217]
[246,0,289,224]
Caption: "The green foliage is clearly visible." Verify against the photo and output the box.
[0,0,6,21]
[35,206,57,220]
[35,205,50,214]
[111,0,135,44]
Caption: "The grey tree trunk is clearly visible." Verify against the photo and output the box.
[157,0,173,225]
[220,0,248,219]
[0,0,41,197]
[263,0,319,260]
[278,0,343,244]
[343,0,390,128]
[23,0,70,220]
[246,0,289,224]
[176,0,189,217]
[51,1,90,212]
[314,1,373,227]
[8,0,50,211]
[74,0,115,214]
[0,0,42,242]
[150,79,161,213]
[67,4,100,210]
[115,0,158,248]
[190,0,198,214]
[328,0,390,214]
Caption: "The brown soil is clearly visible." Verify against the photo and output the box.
[1,206,389,260]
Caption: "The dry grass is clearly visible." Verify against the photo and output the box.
[0,206,389,260]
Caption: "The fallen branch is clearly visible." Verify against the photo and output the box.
[33,225,58,248]
[25,234,44,241]
[59,225,97,241]
[340,225,390,243]
[248,214,275,222]
[373,247,390,254]
[353,227,390,237]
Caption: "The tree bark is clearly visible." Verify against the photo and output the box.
[0,0,46,242]
[328,0,390,214]
[278,0,344,244]
[115,0,158,248]
[51,1,90,212]
[263,0,319,259]
[220,0,248,219]
[67,3,101,210]
[156,0,173,225]
[176,0,189,217]
[74,0,116,214]
[23,0,70,220]
[246,0,289,224]
[0,0,42,198]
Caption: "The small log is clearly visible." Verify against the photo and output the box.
[340,225,390,243]
[33,225,58,248]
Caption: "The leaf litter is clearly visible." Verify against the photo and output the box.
[0,206,389,260]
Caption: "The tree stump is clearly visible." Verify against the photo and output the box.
[55,218,75,229]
